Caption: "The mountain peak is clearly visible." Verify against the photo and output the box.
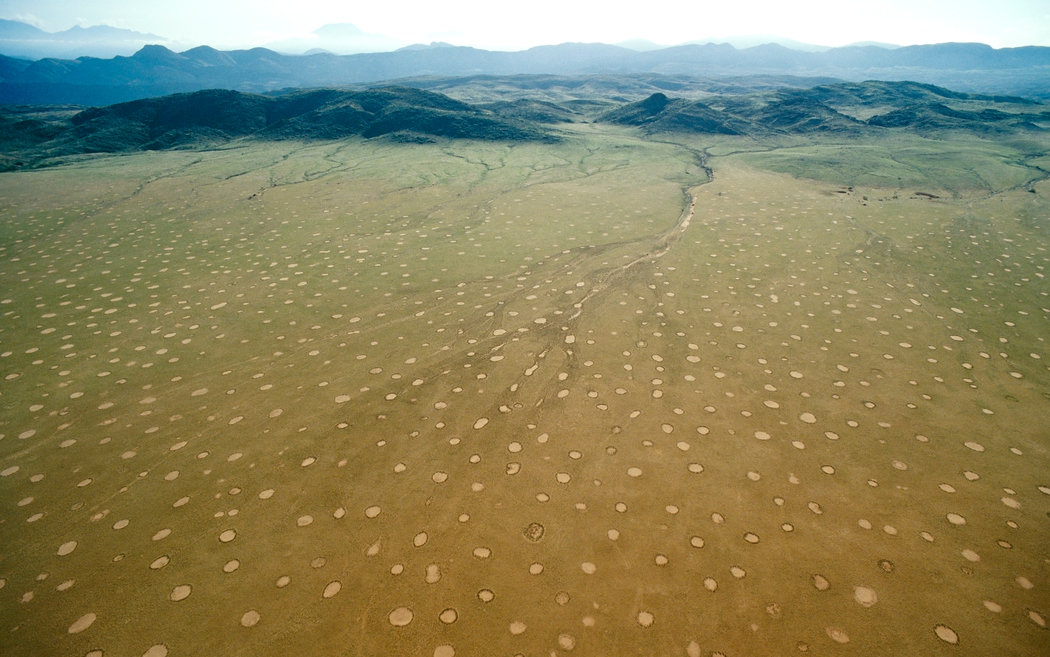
[617,39,666,52]
[0,19,49,38]
[314,23,367,38]
[58,24,164,41]
[129,44,185,64]
[0,19,167,59]
[397,42,458,51]
[641,92,671,112]
[133,44,177,56]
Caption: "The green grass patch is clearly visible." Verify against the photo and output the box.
[724,134,1045,192]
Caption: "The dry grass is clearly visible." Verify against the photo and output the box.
[1,127,1048,656]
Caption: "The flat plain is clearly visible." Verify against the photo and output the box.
[1,119,1049,656]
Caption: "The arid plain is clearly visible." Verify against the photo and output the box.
[1,123,1048,656]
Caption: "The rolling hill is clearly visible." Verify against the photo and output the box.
[2,78,1046,170]
[0,85,555,168]
[600,81,1049,137]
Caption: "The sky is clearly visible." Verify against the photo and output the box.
[3,0,1049,51]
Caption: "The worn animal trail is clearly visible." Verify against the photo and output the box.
[568,183,701,321]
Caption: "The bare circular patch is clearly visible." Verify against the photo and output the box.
[169,584,192,601]
[389,607,413,626]
[826,627,849,644]
[523,522,545,542]
[439,608,458,624]
[934,624,959,644]
[322,581,341,598]
[853,586,877,607]
[68,612,97,634]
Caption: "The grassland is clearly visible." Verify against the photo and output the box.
[1,121,1048,657]
[716,134,1046,192]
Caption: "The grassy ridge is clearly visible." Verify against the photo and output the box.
[3,77,1047,174]
[0,86,556,169]
[603,80,1049,137]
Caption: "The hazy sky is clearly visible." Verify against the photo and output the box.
[4,0,1049,50]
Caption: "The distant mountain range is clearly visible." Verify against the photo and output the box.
[0,19,847,60]
[1,34,1049,106]
[0,19,167,60]
[0,20,407,60]
[259,23,404,56]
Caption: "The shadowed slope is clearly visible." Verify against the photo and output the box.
[1,86,554,166]
[599,81,1049,137]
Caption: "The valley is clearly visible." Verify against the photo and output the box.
[1,82,1049,656]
